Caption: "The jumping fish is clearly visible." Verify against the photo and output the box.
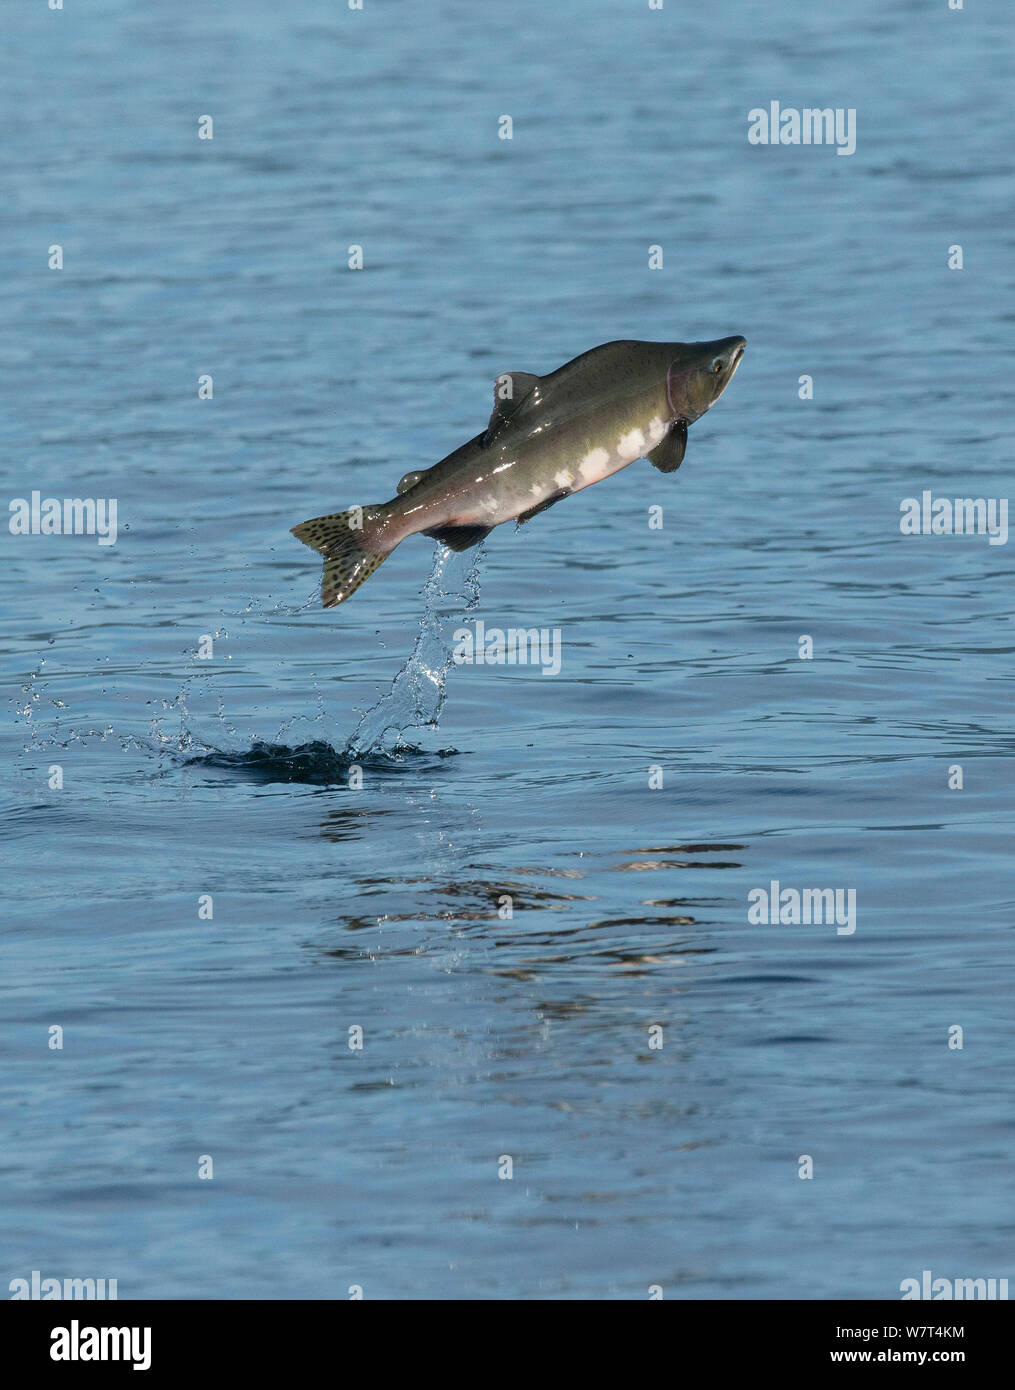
[292,336,746,607]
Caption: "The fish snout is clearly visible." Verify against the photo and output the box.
[667,335,746,422]
[710,336,746,378]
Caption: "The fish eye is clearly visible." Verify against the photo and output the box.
[711,357,724,374]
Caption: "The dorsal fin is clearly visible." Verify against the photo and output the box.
[484,371,542,444]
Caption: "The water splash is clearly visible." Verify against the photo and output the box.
[344,542,483,758]
[13,544,482,781]
[157,545,482,783]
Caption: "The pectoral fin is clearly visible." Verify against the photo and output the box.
[647,419,687,473]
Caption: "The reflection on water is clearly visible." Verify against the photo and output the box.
[308,836,745,981]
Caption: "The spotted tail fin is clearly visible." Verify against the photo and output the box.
[290,504,394,608]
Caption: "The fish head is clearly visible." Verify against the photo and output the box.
[665,336,746,425]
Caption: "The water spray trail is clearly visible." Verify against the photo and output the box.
[345,543,483,758]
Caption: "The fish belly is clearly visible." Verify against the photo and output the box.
[395,409,671,537]
[507,411,671,516]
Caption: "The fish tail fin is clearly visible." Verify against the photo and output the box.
[290,503,395,608]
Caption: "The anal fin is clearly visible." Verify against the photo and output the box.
[517,488,569,524]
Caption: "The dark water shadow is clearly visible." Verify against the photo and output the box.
[176,739,461,786]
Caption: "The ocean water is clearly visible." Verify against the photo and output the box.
[2,0,1013,1300]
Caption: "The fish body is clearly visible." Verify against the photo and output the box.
[292,336,745,607]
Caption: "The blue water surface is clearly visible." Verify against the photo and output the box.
[2,0,1013,1299]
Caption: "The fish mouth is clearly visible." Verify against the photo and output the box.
[719,337,746,381]
[711,336,746,400]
